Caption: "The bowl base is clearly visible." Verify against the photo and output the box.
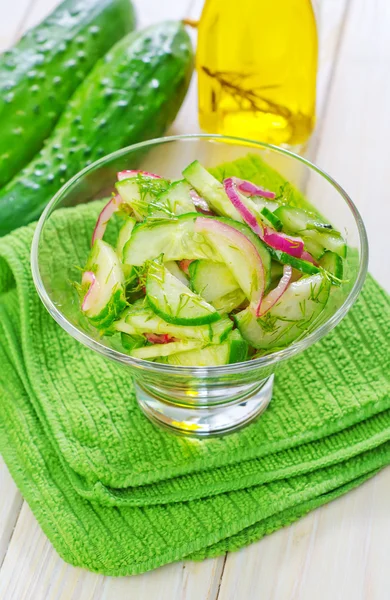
[135,375,274,437]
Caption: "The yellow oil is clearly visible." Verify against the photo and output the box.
[196,0,318,146]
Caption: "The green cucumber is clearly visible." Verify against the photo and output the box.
[228,329,249,363]
[189,260,239,302]
[318,250,344,284]
[182,160,239,220]
[124,214,271,289]
[0,21,193,236]
[268,247,320,275]
[116,217,136,261]
[82,239,126,329]
[123,214,219,265]
[165,261,189,286]
[234,273,330,349]
[146,258,220,325]
[116,175,170,221]
[115,303,233,343]
[302,229,347,259]
[211,289,246,314]
[130,340,203,360]
[274,206,346,259]
[121,333,146,351]
[148,180,195,218]
[260,207,283,231]
[157,343,230,366]
[157,330,248,366]
[0,0,136,189]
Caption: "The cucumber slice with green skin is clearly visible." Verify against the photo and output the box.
[116,217,136,261]
[121,333,146,351]
[260,207,283,231]
[251,197,280,212]
[189,260,239,302]
[182,160,240,220]
[211,289,246,314]
[115,304,233,343]
[148,180,195,218]
[195,217,266,315]
[274,206,346,258]
[156,330,248,366]
[123,214,220,265]
[318,251,344,284]
[268,247,320,275]
[130,340,203,360]
[228,329,249,363]
[270,260,284,284]
[273,206,328,233]
[116,175,170,220]
[234,273,330,350]
[146,258,221,325]
[82,239,126,329]
[302,229,347,259]
[123,214,271,289]
[165,261,189,286]
[157,343,230,366]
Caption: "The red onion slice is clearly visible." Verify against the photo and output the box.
[301,250,318,265]
[189,188,214,215]
[145,333,177,344]
[91,195,122,246]
[117,169,162,181]
[81,271,100,312]
[232,177,276,199]
[258,265,292,317]
[178,259,193,275]
[224,178,265,237]
[262,229,304,258]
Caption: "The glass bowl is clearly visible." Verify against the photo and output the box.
[31,135,368,436]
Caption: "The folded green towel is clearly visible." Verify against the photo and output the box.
[0,156,389,575]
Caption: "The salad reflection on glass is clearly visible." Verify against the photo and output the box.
[77,160,347,367]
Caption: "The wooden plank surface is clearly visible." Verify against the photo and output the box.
[0,0,389,598]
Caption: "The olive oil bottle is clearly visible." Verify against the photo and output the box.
[196,0,318,146]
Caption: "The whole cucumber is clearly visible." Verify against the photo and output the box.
[0,21,193,236]
[0,0,136,188]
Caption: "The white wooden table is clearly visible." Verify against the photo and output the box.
[0,0,389,598]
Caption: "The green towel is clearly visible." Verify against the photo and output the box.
[0,156,389,575]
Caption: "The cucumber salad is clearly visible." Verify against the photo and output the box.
[78,161,346,366]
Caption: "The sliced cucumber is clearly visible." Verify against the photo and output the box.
[274,206,318,233]
[116,175,169,221]
[123,215,271,290]
[157,342,230,366]
[121,333,146,352]
[146,258,220,325]
[115,303,233,343]
[157,329,248,366]
[189,260,239,302]
[234,273,330,349]
[318,250,344,284]
[130,340,203,360]
[116,217,136,262]
[82,239,126,329]
[123,214,219,265]
[302,229,347,259]
[228,329,249,363]
[165,261,189,286]
[274,206,346,259]
[260,207,283,231]
[268,247,320,275]
[148,180,195,219]
[211,289,246,314]
[182,160,240,220]
[270,260,284,284]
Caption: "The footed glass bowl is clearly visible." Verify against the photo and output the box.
[31,135,368,436]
